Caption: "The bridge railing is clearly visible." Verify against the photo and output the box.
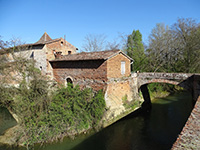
[134,72,197,80]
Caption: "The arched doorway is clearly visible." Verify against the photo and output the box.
[66,77,73,88]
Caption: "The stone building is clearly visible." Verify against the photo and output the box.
[50,49,133,91]
[1,32,77,78]
[50,49,139,123]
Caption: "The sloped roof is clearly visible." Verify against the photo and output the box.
[50,49,133,62]
[0,32,77,55]
[35,32,53,44]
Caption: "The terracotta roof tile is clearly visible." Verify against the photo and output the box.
[50,49,133,61]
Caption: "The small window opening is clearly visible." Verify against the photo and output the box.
[53,50,56,56]
[66,78,73,88]
[30,51,34,58]
[121,61,125,75]
[68,51,72,55]
[40,66,42,70]
[61,41,63,45]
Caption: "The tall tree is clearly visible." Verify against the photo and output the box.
[147,23,172,72]
[170,18,200,73]
[126,30,145,72]
[147,18,200,73]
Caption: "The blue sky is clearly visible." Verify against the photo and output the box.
[0,0,200,50]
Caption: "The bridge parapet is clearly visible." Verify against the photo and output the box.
[137,72,195,80]
[132,72,200,90]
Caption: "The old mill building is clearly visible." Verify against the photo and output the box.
[50,49,133,91]
[1,32,77,78]
[1,32,133,91]
[1,32,135,121]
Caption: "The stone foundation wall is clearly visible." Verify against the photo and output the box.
[103,77,142,127]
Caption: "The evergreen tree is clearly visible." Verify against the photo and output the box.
[126,30,145,72]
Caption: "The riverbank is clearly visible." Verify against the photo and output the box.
[0,83,107,149]
[0,125,21,146]
[63,92,194,150]
[148,83,185,102]
[150,91,170,102]
[0,105,141,149]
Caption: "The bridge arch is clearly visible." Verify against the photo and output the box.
[145,79,179,86]
[138,79,188,111]
[138,79,180,89]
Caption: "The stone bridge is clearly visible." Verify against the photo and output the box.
[103,72,200,129]
[131,72,200,109]
[136,72,197,88]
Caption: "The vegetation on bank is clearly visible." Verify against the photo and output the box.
[0,51,106,149]
[122,94,141,110]
[147,83,185,100]
[0,81,106,148]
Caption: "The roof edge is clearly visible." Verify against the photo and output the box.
[105,50,133,61]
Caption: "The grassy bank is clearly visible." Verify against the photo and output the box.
[147,83,185,102]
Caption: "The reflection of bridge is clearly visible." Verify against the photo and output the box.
[135,72,200,149]
[133,72,200,109]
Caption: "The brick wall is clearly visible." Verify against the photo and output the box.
[46,38,76,58]
[51,59,107,90]
[105,80,132,109]
[45,39,77,77]
[107,53,131,78]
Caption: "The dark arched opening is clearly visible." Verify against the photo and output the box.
[138,81,190,112]
[66,77,73,88]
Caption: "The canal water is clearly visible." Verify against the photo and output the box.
[0,92,193,150]
[0,107,17,136]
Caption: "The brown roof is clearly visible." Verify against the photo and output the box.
[0,33,63,54]
[34,32,63,45]
[50,49,133,62]
[35,32,52,44]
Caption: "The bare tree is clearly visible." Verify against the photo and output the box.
[0,37,35,85]
[170,18,200,72]
[147,18,200,73]
[106,40,120,50]
[106,32,129,51]
[147,23,172,72]
[81,33,128,52]
[82,34,107,52]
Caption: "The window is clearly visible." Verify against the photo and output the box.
[121,61,125,75]
[30,51,34,58]
[61,41,63,46]
[68,51,72,55]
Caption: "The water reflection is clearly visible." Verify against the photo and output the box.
[71,92,193,150]
[0,107,17,135]
[0,92,193,150]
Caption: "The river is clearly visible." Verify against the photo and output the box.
[0,91,193,150]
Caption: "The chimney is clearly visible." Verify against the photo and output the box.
[55,51,62,59]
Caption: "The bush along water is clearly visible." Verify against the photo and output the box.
[1,82,106,149]
[0,54,106,149]
[147,83,185,100]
